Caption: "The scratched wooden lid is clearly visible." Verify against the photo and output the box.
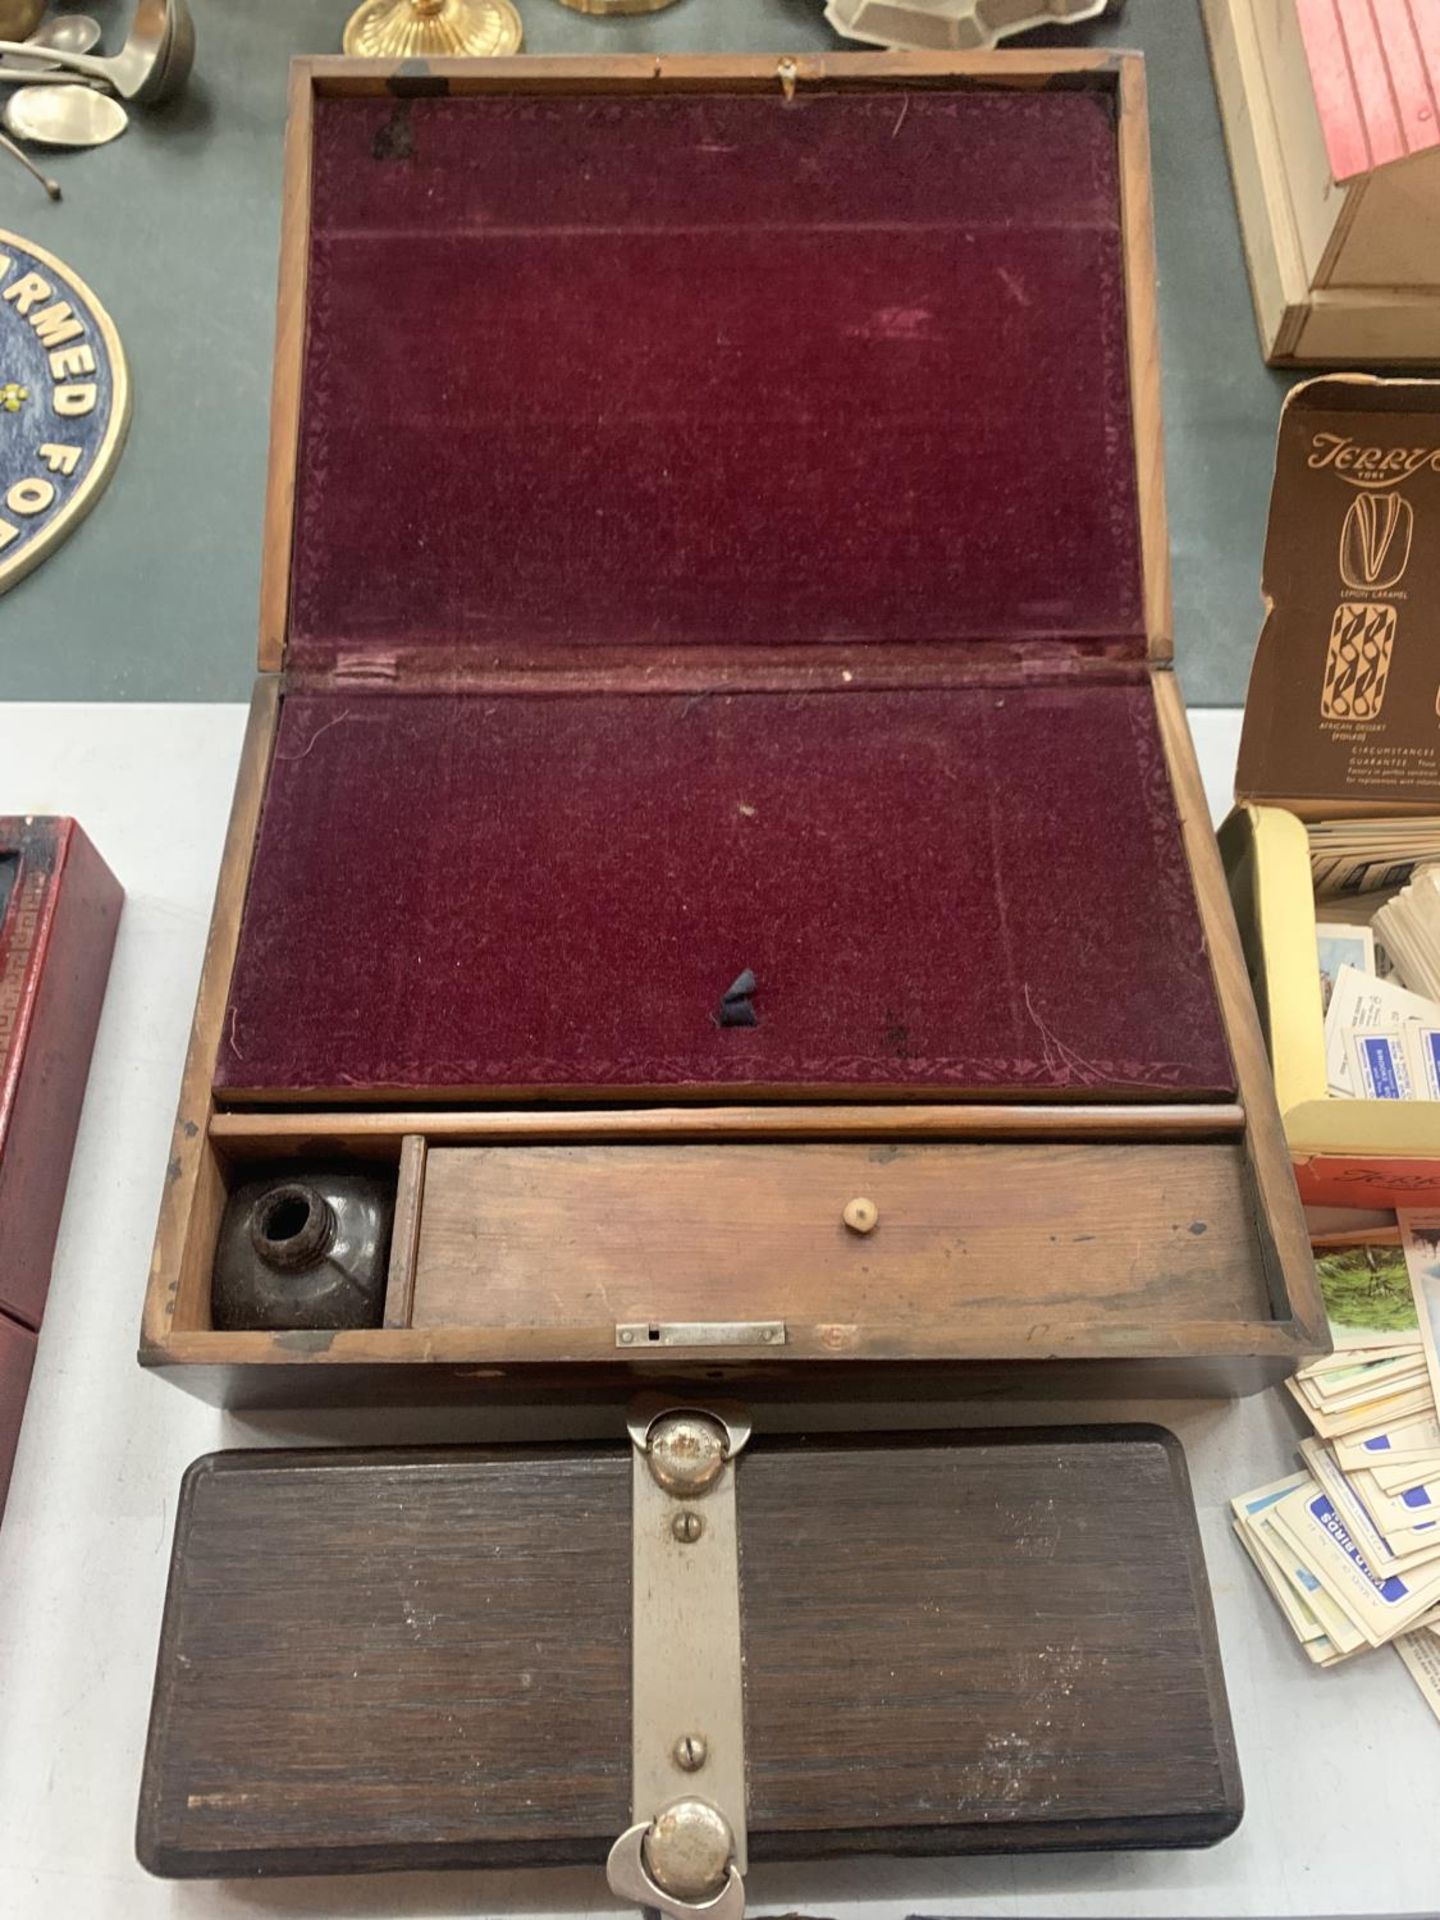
[137,1425,1239,1878]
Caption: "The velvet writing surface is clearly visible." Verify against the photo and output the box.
[216,684,1233,1100]
[287,87,1144,665]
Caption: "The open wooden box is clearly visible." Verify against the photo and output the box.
[142,49,1321,1406]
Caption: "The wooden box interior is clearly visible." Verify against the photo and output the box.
[141,53,1322,1404]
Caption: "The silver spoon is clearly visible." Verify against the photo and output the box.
[0,122,59,194]
[0,0,194,104]
[5,79,125,144]
[28,13,102,54]
[1,11,100,75]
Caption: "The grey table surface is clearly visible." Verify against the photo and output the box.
[0,0,1293,703]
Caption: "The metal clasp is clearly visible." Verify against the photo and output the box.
[616,1320,784,1351]
[607,1398,751,1919]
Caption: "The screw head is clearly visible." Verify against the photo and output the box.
[672,1509,705,1544]
[673,1732,708,1772]
[647,1412,727,1497]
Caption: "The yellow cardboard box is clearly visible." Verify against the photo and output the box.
[1222,375,1440,1208]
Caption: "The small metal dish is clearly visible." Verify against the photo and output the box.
[3,82,128,147]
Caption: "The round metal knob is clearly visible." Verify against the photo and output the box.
[647,1412,728,1497]
[643,1797,734,1901]
[842,1196,879,1235]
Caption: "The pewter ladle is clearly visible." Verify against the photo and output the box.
[0,0,194,105]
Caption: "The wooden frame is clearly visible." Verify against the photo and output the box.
[141,53,1323,1406]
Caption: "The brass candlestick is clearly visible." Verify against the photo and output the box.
[553,0,682,13]
[342,0,522,56]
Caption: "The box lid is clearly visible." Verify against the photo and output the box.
[264,55,1164,677]
[1236,375,1440,814]
[138,1425,1239,1879]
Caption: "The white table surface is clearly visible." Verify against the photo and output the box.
[0,703,1436,1920]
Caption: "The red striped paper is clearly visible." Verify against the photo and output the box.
[1296,0,1440,181]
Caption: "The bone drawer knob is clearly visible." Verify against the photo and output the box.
[843,1197,879,1234]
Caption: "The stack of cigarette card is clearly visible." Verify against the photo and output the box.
[1323,963,1440,1100]
[1235,1214,1440,1725]
[1310,834,1440,1090]
[1309,819,1440,899]
[1374,867,1440,1003]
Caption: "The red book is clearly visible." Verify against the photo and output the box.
[0,818,121,1514]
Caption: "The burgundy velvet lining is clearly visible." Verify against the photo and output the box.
[288,87,1145,666]
[216,684,1233,1100]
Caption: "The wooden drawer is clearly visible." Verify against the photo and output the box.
[411,1140,1277,1353]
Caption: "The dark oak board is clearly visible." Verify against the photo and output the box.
[139,1426,1239,1877]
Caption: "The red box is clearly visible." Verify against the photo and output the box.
[0,1309,35,1517]
[0,818,121,1328]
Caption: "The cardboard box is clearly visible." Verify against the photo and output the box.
[142,53,1320,1406]
[1203,0,1440,366]
[1222,374,1440,1207]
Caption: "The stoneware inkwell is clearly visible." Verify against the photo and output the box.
[212,1170,392,1331]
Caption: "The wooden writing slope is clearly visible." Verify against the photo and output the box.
[141,52,1322,1408]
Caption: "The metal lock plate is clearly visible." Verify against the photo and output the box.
[607,1397,751,1920]
[615,1320,785,1350]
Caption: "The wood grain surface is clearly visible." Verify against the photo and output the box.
[381,1134,425,1329]
[1117,55,1173,662]
[209,1101,1248,1150]
[144,681,280,1350]
[1151,675,1322,1350]
[257,59,313,672]
[137,1428,1239,1877]
[409,1140,1273,1334]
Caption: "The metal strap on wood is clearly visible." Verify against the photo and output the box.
[606,1395,751,1920]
